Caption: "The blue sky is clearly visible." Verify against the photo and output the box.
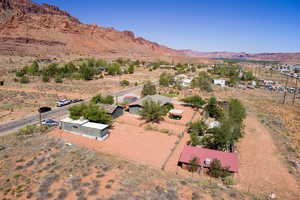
[34,0,300,53]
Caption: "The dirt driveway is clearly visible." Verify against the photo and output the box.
[236,114,300,199]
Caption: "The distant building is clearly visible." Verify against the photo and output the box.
[159,65,176,70]
[129,94,171,114]
[294,65,300,73]
[213,79,226,87]
[178,146,238,173]
[60,118,109,140]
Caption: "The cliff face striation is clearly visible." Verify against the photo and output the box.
[0,0,183,60]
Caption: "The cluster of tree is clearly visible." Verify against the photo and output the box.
[204,97,224,120]
[91,94,114,105]
[192,72,213,92]
[159,72,175,87]
[139,99,173,122]
[181,95,206,109]
[69,102,112,124]
[141,81,157,96]
[208,64,256,85]
[187,157,230,178]
[14,58,140,84]
[188,97,246,152]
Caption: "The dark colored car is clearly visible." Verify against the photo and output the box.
[38,107,52,113]
[71,99,84,103]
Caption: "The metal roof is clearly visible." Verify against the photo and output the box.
[81,122,109,130]
[169,109,184,115]
[99,104,123,114]
[179,146,238,172]
[60,117,88,125]
[130,94,171,107]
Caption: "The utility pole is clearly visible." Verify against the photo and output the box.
[282,75,289,104]
[292,78,298,105]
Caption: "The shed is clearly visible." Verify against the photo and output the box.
[60,117,110,140]
[129,94,171,114]
[100,104,124,119]
[169,109,183,120]
[178,146,238,173]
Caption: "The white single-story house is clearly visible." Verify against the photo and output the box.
[213,79,226,87]
[60,117,110,140]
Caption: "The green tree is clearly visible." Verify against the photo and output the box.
[192,72,213,92]
[190,131,201,146]
[204,97,223,119]
[42,75,50,82]
[181,95,206,109]
[128,65,135,74]
[69,103,88,120]
[188,157,199,173]
[208,159,230,178]
[141,81,157,96]
[20,76,30,84]
[187,120,208,136]
[83,103,112,124]
[107,63,121,75]
[139,99,165,122]
[159,72,174,87]
[91,94,114,105]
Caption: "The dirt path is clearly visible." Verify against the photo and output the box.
[236,114,300,199]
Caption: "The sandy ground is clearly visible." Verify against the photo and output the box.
[48,125,178,169]
[236,114,300,199]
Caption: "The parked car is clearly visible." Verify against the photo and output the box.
[38,106,52,113]
[41,119,59,127]
[71,99,84,103]
[56,99,71,107]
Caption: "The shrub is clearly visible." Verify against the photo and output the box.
[42,75,50,82]
[187,120,208,136]
[91,94,114,105]
[222,176,236,185]
[140,99,165,122]
[55,76,63,83]
[128,65,135,74]
[16,125,48,137]
[207,159,231,178]
[182,95,206,109]
[120,80,130,86]
[20,76,30,84]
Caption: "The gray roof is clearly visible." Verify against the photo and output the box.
[130,94,171,107]
[99,104,123,114]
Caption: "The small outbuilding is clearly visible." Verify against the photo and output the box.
[101,104,124,119]
[60,117,110,140]
[169,109,184,120]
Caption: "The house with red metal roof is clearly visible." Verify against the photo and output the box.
[178,145,238,173]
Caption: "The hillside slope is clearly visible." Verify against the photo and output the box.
[0,0,183,60]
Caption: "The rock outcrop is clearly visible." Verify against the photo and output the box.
[0,0,183,60]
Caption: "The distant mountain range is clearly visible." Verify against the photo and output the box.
[179,50,300,64]
[0,0,299,63]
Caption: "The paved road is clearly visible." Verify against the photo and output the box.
[0,84,144,134]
